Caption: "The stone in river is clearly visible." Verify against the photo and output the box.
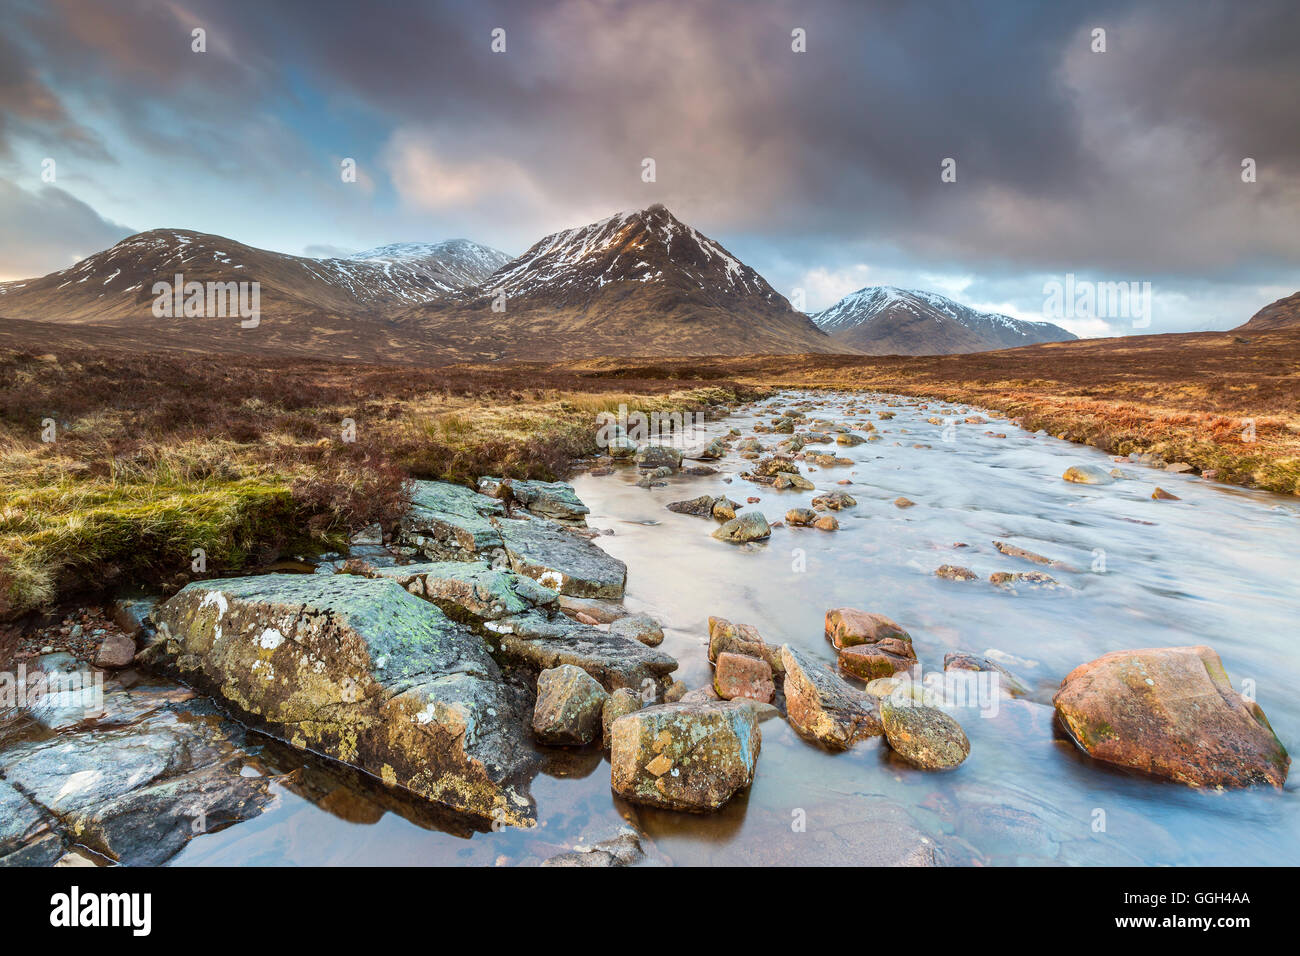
[825,607,912,650]
[602,688,643,750]
[635,445,683,471]
[496,516,627,599]
[781,645,882,750]
[811,491,857,511]
[813,515,839,531]
[609,701,760,812]
[533,664,609,746]
[880,698,971,770]
[666,495,718,517]
[707,617,783,675]
[147,574,538,827]
[712,511,771,543]
[1152,487,1180,500]
[772,472,815,491]
[609,614,664,647]
[1062,464,1115,485]
[785,507,818,526]
[838,639,917,681]
[92,633,137,669]
[894,497,916,508]
[541,828,645,867]
[713,652,775,703]
[935,564,978,581]
[944,652,1031,698]
[711,498,737,521]
[368,560,557,620]
[1053,645,1289,788]
[684,438,726,460]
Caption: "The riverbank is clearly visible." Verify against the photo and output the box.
[0,346,761,623]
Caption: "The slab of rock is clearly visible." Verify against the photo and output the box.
[838,640,918,681]
[541,828,645,867]
[781,645,882,750]
[399,480,505,560]
[1062,464,1114,485]
[773,472,815,491]
[557,595,627,624]
[1053,646,1289,788]
[714,652,775,703]
[880,699,971,769]
[148,574,538,827]
[712,511,771,543]
[368,560,557,620]
[609,701,760,812]
[0,689,275,865]
[497,516,627,599]
[478,478,590,523]
[667,495,720,517]
[609,614,664,647]
[533,665,609,746]
[486,612,678,694]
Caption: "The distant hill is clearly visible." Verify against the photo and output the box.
[812,286,1077,355]
[1235,291,1300,332]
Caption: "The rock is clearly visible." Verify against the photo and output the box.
[992,540,1071,569]
[89,633,136,669]
[667,495,718,517]
[711,498,737,521]
[707,617,783,675]
[635,445,683,471]
[943,652,1031,697]
[0,689,275,865]
[813,515,839,531]
[541,828,645,867]
[989,570,1062,590]
[1053,646,1289,788]
[1152,487,1180,500]
[487,612,678,693]
[609,614,664,647]
[148,574,538,827]
[533,665,610,746]
[838,639,917,680]
[110,594,159,638]
[811,491,857,511]
[350,522,384,546]
[399,480,505,560]
[712,511,771,543]
[497,517,627,599]
[893,497,916,508]
[1062,464,1115,485]
[369,560,557,620]
[825,608,912,650]
[935,564,978,581]
[684,438,726,460]
[785,507,818,526]
[663,680,688,703]
[836,433,866,446]
[1164,462,1194,473]
[713,652,775,703]
[609,701,760,812]
[780,645,882,750]
[557,595,627,624]
[478,478,590,523]
[772,472,815,491]
[880,698,971,769]
[602,689,643,749]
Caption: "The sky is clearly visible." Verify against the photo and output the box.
[1,0,1298,336]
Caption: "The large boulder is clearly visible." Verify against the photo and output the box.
[478,478,590,524]
[781,645,882,750]
[1053,646,1289,788]
[609,701,760,811]
[825,608,917,680]
[399,480,504,560]
[147,574,538,827]
[635,445,683,471]
[880,698,971,769]
[496,516,627,599]
[532,665,609,746]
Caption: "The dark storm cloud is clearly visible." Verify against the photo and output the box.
[1,0,1297,323]
[0,180,132,277]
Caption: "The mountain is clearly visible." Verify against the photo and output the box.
[0,230,506,324]
[400,204,840,358]
[812,286,1077,355]
[1235,291,1300,332]
[346,239,510,289]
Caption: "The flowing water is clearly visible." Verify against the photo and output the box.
[175,390,1299,866]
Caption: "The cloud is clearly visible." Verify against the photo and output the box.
[0,180,131,280]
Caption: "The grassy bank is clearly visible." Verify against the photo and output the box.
[0,347,759,619]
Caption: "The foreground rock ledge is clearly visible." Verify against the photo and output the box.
[610,701,760,811]
[147,574,538,827]
[1053,645,1289,789]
